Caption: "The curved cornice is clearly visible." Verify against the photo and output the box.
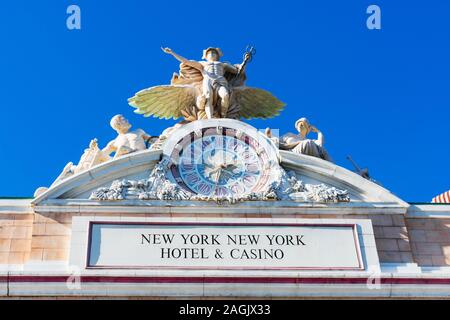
[280,151,408,206]
[32,150,162,205]
[32,149,408,210]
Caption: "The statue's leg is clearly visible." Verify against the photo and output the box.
[195,95,209,120]
[196,95,206,110]
[205,98,213,119]
[218,86,230,118]
[202,79,214,119]
[114,146,134,159]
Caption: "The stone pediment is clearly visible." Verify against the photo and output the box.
[29,43,409,214]
[32,146,408,213]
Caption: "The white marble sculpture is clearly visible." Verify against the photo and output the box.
[39,115,155,191]
[128,46,285,121]
[48,138,111,189]
[267,118,331,161]
[36,46,347,205]
[101,114,155,159]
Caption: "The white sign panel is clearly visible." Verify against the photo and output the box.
[87,223,364,270]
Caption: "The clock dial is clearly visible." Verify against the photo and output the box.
[167,125,275,198]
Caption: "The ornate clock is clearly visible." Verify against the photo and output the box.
[162,119,279,199]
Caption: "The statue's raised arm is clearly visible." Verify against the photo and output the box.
[128,46,285,122]
[161,47,203,71]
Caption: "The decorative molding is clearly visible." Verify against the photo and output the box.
[89,157,350,204]
[406,204,450,218]
[30,145,408,211]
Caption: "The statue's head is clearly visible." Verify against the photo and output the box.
[110,114,131,134]
[202,47,223,62]
[295,118,311,138]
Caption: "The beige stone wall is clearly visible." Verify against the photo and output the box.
[30,213,73,262]
[406,218,450,267]
[3,209,450,268]
[0,213,33,264]
[30,212,151,262]
[299,213,413,264]
[369,214,413,264]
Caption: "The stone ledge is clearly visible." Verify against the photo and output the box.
[33,199,408,215]
[0,199,33,214]
[2,272,450,298]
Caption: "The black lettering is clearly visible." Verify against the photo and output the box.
[141,234,151,244]
[172,248,181,258]
[264,249,274,259]
[248,235,260,245]
[228,235,237,245]
[191,248,199,259]
[181,234,189,244]
[297,235,306,246]
[161,248,170,258]
[286,235,295,245]
[201,248,209,259]
[274,249,284,259]
[275,235,284,245]
[190,234,200,245]
[211,234,220,245]
[162,234,174,244]
[238,235,247,245]
[153,234,161,245]
[200,234,208,245]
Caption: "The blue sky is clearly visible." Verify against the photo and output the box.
[0,1,449,201]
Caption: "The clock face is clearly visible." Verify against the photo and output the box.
[166,126,276,198]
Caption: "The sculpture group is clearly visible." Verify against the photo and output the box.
[128,47,285,121]
[39,46,338,202]
[50,115,156,186]
[128,46,330,161]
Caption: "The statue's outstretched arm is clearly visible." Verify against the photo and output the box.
[161,47,203,71]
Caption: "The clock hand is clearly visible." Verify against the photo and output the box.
[206,166,221,181]
[220,168,236,179]
[208,167,222,200]
[221,163,239,176]
[203,161,215,169]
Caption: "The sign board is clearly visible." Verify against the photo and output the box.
[87,222,364,270]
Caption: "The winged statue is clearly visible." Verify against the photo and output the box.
[128,46,286,122]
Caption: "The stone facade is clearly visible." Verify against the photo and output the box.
[1,150,449,298]
[0,211,33,265]
[2,209,449,268]
[407,217,450,266]
[30,212,72,262]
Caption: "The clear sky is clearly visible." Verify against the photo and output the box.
[0,1,449,202]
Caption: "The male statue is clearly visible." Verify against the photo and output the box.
[129,46,285,122]
[161,47,250,119]
[101,114,154,159]
[46,114,154,190]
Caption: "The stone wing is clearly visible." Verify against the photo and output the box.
[128,85,198,120]
[230,87,286,119]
